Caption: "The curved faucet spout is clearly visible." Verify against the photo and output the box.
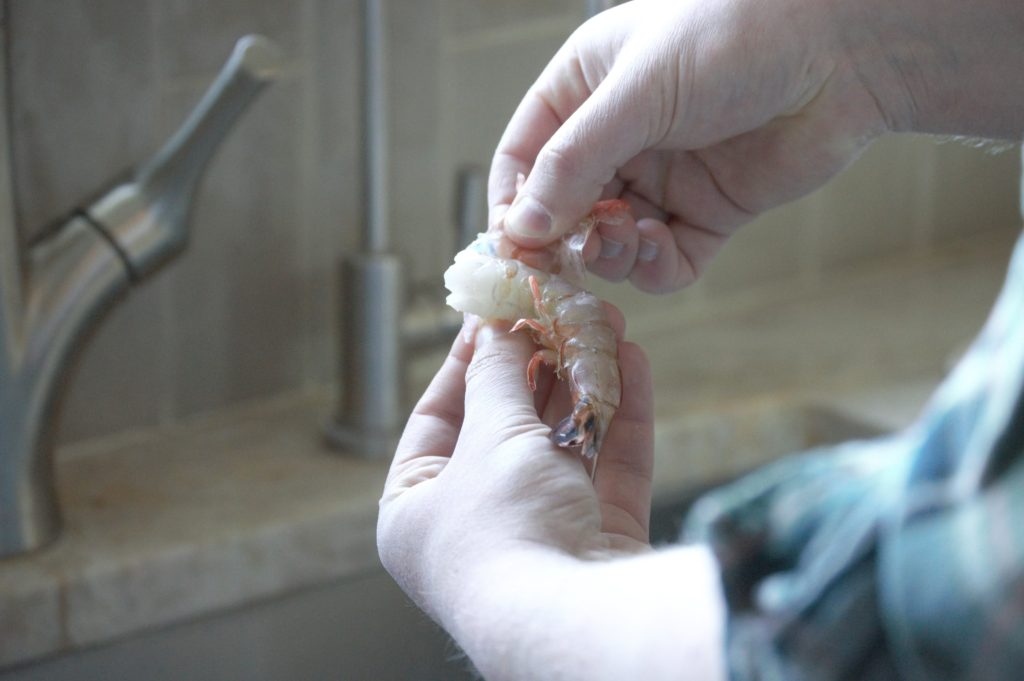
[0,35,282,559]
[87,35,283,279]
[1,219,128,553]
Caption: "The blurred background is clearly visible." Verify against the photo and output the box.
[1,0,1021,678]
[15,0,1015,450]
[8,0,1015,449]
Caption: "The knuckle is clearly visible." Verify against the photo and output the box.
[463,346,512,387]
[376,513,401,574]
[540,143,585,183]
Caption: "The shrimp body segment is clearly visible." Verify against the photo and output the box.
[512,275,620,462]
[443,200,629,469]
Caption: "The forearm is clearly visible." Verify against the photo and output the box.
[835,0,1024,139]
[443,545,727,681]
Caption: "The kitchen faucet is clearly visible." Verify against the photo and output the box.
[324,0,475,458]
[326,0,613,457]
[0,35,282,559]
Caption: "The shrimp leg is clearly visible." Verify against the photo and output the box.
[444,202,626,478]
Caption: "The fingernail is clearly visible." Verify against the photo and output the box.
[504,196,552,238]
[637,237,659,262]
[599,237,625,259]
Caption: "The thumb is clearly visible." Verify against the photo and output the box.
[504,68,653,243]
[462,325,543,444]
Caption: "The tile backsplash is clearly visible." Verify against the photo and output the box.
[4,0,1018,447]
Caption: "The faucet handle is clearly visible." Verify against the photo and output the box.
[85,35,283,279]
[229,34,284,81]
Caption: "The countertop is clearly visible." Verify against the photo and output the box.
[1,228,1018,668]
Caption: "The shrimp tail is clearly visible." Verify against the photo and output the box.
[444,198,630,478]
[551,396,600,459]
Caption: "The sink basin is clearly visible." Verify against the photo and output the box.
[0,402,885,681]
[649,401,886,545]
[0,569,477,681]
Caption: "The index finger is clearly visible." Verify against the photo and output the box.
[487,31,602,228]
[594,341,654,541]
[387,326,474,480]
[488,87,571,228]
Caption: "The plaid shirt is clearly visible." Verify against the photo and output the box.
[686,225,1024,681]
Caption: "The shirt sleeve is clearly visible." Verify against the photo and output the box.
[684,227,1024,681]
[685,435,910,681]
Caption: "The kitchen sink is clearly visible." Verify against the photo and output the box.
[0,568,476,681]
[0,402,888,681]
[649,401,886,544]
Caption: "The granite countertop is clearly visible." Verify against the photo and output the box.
[1,228,1017,668]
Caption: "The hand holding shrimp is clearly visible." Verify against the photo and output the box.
[443,200,632,476]
[377,320,658,623]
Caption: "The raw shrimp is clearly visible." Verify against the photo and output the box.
[443,200,629,474]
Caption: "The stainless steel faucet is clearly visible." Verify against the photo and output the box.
[325,166,478,458]
[324,0,471,458]
[0,35,282,559]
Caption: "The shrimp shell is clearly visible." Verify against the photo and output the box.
[443,200,629,473]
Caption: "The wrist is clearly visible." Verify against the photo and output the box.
[832,0,1024,138]
[444,545,727,681]
[441,546,578,677]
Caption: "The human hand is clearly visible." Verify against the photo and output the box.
[378,319,729,679]
[490,0,892,293]
[377,314,654,626]
[377,322,727,680]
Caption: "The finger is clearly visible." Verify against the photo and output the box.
[503,62,659,245]
[584,216,641,283]
[489,93,563,226]
[488,10,625,221]
[626,217,729,294]
[616,149,754,233]
[489,7,652,245]
[594,342,654,541]
[462,325,549,449]
[531,361,559,419]
[539,365,574,433]
[602,301,626,340]
[584,214,706,294]
[389,326,475,481]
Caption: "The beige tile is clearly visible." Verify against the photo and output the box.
[701,199,805,297]
[812,135,923,268]
[304,0,448,389]
[153,0,307,81]
[439,24,572,165]
[386,0,447,286]
[8,0,159,241]
[928,140,1021,242]
[160,79,306,418]
[62,517,376,650]
[302,0,362,387]
[442,0,582,37]
[0,392,392,667]
[590,274,704,330]
[0,563,62,665]
[12,0,356,442]
[436,15,577,270]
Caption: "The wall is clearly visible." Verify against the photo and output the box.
[4,1,1018,448]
